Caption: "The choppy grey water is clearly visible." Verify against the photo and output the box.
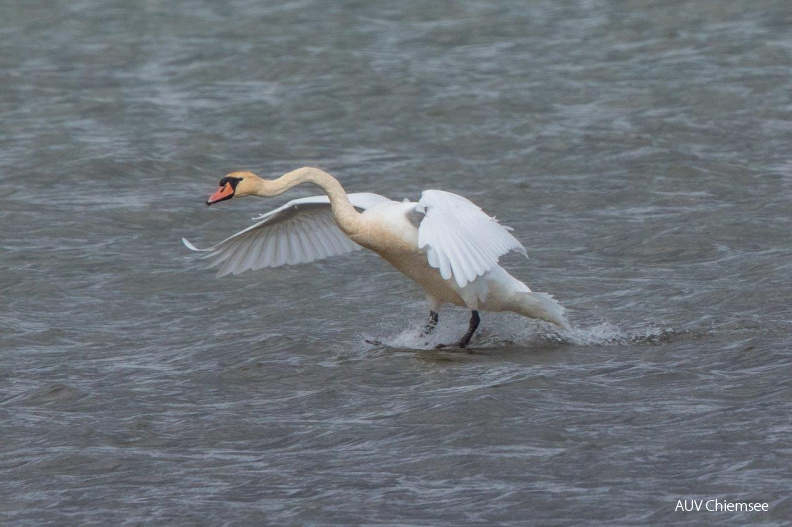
[2,0,792,524]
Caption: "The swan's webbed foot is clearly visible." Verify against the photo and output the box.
[419,311,439,337]
[434,310,480,349]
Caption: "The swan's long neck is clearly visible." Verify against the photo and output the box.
[254,167,362,235]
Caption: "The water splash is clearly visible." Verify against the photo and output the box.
[552,323,679,346]
[360,320,683,351]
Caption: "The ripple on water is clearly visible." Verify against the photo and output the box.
[19,384,81,406]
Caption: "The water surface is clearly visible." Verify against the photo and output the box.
[1,0,792,524]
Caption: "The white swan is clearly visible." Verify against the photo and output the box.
[183,167,569,347]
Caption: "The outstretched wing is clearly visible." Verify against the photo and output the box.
[416,190,527,288]
[183,192,390,276]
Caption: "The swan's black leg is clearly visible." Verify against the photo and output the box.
[435,310,480,349]
[421,311,439,336]
[457,310,480,348]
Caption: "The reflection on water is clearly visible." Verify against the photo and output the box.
[1,0,791,523]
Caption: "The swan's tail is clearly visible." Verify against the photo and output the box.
[515,292,570,330]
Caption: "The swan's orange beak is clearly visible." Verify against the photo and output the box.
[206,183,234,206]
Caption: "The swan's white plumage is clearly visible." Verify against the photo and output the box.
[182,192,389,276]
[415,190,528,288]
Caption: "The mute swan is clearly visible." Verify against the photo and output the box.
[183,167,569,347]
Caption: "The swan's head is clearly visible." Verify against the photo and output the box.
[206,171,263,205]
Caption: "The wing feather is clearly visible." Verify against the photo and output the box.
[416,190,527,288]
[275,224,290,267]
[247,232,268,270]
[286,223,299,265]
[256,234,277,270]
[183,193,390,275]
[305,216,331,257]
[292,220,312,264]
[218,234,249,276]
